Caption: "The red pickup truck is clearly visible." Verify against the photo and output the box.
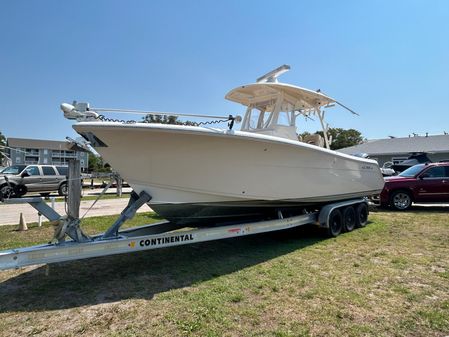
[379,162,449,210]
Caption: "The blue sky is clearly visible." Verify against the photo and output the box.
[1,0,448,141]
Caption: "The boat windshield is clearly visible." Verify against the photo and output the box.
[399,164,425,177]
[245,108,294,130]
[1,165,26,175]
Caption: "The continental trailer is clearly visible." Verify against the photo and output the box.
[0,192,369,271]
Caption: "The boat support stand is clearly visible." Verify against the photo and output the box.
[0,190,152,246]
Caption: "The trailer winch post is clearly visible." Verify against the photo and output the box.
[67,159,81,219]
[53,159,91,243]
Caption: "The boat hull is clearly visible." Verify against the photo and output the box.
[74,122,384,225]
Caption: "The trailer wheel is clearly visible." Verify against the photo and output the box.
[342,206,356,232]
[356,203,368,228]
[327,209,343,237]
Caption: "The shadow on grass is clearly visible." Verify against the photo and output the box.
[0,225,326,313]
[370,204,449,214]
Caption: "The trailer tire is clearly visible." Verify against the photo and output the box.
[327,209,343,237]
[342,206,356,232]
[356,203,368,228]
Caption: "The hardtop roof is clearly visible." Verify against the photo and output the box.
[225,82,335,111]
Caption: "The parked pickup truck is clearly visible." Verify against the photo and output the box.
[0,164,69,198]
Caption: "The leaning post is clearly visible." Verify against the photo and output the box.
[116,173,123,197]
[67,159,81,219]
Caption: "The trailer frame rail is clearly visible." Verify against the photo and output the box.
[0,193,368,271]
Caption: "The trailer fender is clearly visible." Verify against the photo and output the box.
[318,199,367,228]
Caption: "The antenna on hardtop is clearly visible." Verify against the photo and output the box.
[257,64,291,83]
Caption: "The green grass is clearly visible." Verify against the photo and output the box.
[0,212,162,250]
[0,210,448,337]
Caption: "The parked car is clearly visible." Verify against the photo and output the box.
[379,162,449,210]
[0,164,69,198]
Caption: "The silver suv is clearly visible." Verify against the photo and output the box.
[0,164,69,198]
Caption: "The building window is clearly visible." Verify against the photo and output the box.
[25,157,39,164]
[16,157,21,163]
[25,148,39,157]
[44,149,48,155]
[43,158,48,164]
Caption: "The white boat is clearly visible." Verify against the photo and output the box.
[62,65,384,225]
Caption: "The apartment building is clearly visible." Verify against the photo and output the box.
[6,137,89,172]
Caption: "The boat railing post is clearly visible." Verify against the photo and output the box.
[316,108,331,149]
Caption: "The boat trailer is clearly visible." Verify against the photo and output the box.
[0,193,369,271]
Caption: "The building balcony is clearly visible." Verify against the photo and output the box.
[24,151,39,156]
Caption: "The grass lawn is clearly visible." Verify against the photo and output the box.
[0,209,448,336]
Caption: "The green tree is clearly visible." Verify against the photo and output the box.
[298,131,312,141]
[143,114,196,126]
[300,128,363,150]
[88,153,111,173]
[0,131,6,165]
[328,128,363,150]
